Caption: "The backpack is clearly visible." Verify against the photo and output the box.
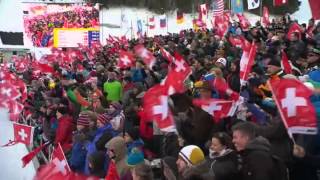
[271,154,288,180]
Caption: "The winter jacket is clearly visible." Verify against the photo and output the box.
[105,137,131,180]
[54,115,75,152]
[209,149,239,180]
[238,136,278,180]
[180,160,214,180]
[131,68,147,83]
[69,141,87,173]
[103,80,123,102]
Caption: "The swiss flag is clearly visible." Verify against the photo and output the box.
[118,50,135,69]
[237,14,251,31]
[34,164,99,180]
[172,52,192,75]
[287,22,303,40]
[134,45,156,69]
[199,4,208,23]
[105,160,120,180]
[193,99,237,123]
[8,100,24,121]
[143,84,175,132]
[214,15,229,38]
[160,48,174,63]
[281,50,293,74]
[240,41,257,86]
[0,70,17,82]
[50,143,71,176]
[13,123,34,146]
[0,82,21,101]
[213,78,240,101]
[269,78,317,135]
[262,6,270,27]
[274,0,288,6]
[162,68,189,96]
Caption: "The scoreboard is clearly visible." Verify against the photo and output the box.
[53,28,100,48]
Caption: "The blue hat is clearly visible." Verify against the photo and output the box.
[309,70,320,82]
[127,148,144,166]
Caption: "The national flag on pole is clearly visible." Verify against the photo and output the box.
[247,0,260,10]
[308,0,320,20]
[193,99,237,123]
[237,14,251,31]
[268,78,317,135]
[240,41,257,86]
[199,4,208,23]
[214,15,229,38]
[134,45,156,69]
[50,143,71,176]
[274,0,288,6]
[176,11,184,24]
[2,123,34,147]
[149,17,155,29]
[231,0,244,14]
[212,0,224,16]
[281,50,293,74]
[118,50,135,69]
[262,6,270,26]
[160,15,167,28]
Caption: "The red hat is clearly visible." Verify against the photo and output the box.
[97,113,111,126]
[77,113,90,127]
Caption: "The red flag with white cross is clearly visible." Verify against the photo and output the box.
[268,78,317,135]
[13,123,34,146]
[118,50,135,69]
[134,45,156,69]
[50,143,71,176]
[193,99,237,123]
[143,84,175,132]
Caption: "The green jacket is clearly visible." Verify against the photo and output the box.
[103,80,123,102]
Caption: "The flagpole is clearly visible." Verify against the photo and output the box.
[166,13,169,34]
[146,15,149,37]
[260,0,263,23]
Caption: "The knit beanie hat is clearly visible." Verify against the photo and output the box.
[178,145,204,166]
[97,113,111,126]
[126,127,140,141]
[77,113,90,127]
[127,148,144,166]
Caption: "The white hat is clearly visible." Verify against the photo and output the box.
[216,57,227,67]
[179,145,204,166]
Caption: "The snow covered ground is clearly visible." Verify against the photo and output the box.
[0,109,36,180]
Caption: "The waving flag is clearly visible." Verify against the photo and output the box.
[281,50,293,74]
[212,0,224,16]
[240,41,257,86]
[193,99,237,123]
[247,0,260,10]
[134,45,156,69]
[262,6,270,26]
[231,0,244,14]
[199,4,208,23]
[237,14,251,31]
[50,143,71,175]
[160,48,175,63]
[214,15,229,38]
[309,0,320,20]
[118,50,135,69]
[143,84,175,132]
[268,78,317,135]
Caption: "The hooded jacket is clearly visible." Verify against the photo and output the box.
[105,137,131,179]
[209,149,239,180]
[239,136,276,180]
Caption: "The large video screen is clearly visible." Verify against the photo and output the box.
[22,3,99,47]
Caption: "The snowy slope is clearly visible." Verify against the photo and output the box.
[0,109,36,180]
